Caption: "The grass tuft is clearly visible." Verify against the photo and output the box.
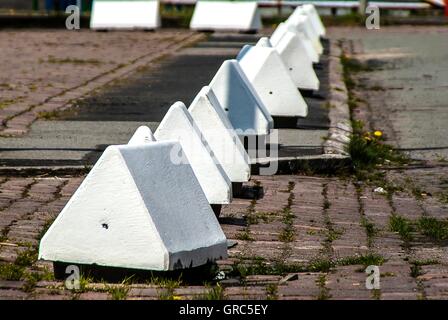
[417,217,448,242]
[152,275,182,300]
[195,283,225,300]
[0,264,25,281]
[390,215,414,243]
[266,284,278,300]
[338,253,386,268]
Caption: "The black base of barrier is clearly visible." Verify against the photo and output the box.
[211,204,222,218]
[232,182,264,200]
[272,116,299,129]
[53,261,220,284]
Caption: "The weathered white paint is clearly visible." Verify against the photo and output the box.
[155,102,232,205]
[189,86,250,183]
[190,1,262,31]
[262,33,319,91]
[271,22,319,64]
[286,13,323,55]
[209,60,273,136]
[128,126,156,145]
[302,4,326,36]
[39,142,227,271]
[237,43,308,117]
[90,0,161,30]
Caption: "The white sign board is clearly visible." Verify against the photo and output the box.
[90,0,161,30]
[190,1,262,31]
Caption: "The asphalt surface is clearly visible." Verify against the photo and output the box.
[0,32,330,167]
[331,26,448,161]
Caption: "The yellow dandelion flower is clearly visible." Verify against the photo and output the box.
[373,130,383,138]
[173,295,183,300]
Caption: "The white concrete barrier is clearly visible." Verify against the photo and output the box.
[90,0,161,30]
[189,86,251,183]
[190,1,262,32]
[154,102,232,205]
[271,22,319,64]
[209,60,273,137]
[302,4,326,37]
[264,33,319,91]
[286,13,323,55]
[236,42,308,117]
[39,142,228,271]
[127,126,156,145]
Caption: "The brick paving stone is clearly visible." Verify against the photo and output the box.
[29,293,72,300]
[327,266,372,300]
[243,241,286,262]
[362,190,392,230]
[0,280,25,290]
[277,274,321,299]
[419,264,448,282]
[422,277,448,299]
[127,287,160,299]
[411,246,448,265]
[0,289,28,300]
[0,173,446,300]
[392,193,423,220]
[224,286,268,299]
[0,30,201,136]
[77,292,109,300]
[245,275,282,285]
[0,248,18,263]
[421,197,448,219]
[250,222,284,242]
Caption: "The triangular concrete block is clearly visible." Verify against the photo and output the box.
[256,37,272,48]
[189,86,250,183]
[237,44,308,117]
[128,126,156,145]
[302,4,326,37]
[271,22,319,64]
[190,1,262,31]
[209,60,273,136]
[154,102,232,205]
[286,13,323,55]
[90,0,161,30]
[259,35,319,91]
[39,142,227,271]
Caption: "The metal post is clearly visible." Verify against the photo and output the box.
[359,0,368,16]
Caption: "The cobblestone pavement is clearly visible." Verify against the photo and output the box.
[0,172,447,300]
[0,26,447,300]
[0,29,202,136]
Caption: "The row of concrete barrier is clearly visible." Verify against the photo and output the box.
[39,4,326,272]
